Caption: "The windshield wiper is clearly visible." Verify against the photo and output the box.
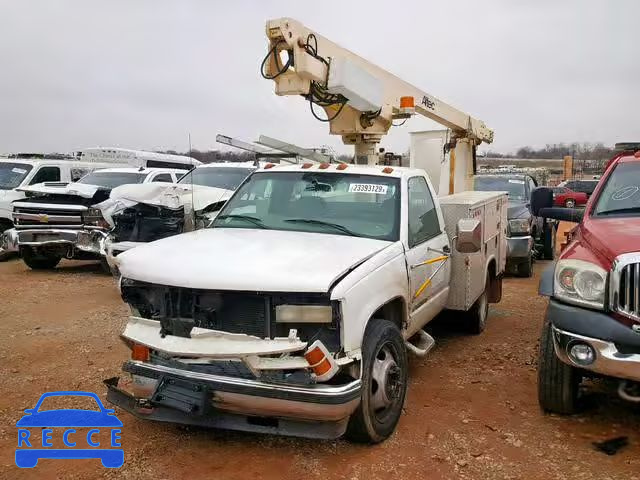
[216,214,266,228]
[598,206,640,216]
[284,218,361,237]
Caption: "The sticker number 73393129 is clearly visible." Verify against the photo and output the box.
[348,183,388,194]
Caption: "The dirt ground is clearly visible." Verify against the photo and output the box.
[0,252,638,479]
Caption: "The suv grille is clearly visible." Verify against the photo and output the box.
[611,254,640,321]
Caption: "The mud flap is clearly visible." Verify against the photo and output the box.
[151,377,209,415]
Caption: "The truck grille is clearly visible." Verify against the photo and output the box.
[611,254,640,321]
[13,203,85,229]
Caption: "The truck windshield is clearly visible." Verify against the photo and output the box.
[474,176,526,202]
[593,162,640,216]
[212,171,401,241]
[178,167,254,190]
[0,162,33,190]
[77,171,147,189]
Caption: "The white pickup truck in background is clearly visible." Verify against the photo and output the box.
[106,162,507,443]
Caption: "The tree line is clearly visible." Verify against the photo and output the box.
[486,142,617,160]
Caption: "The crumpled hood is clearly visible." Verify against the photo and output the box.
[17,182,106,198]
[98,183,233,227]
[507,201,530,220]
[118,228,392,292]
[107,183,232,211]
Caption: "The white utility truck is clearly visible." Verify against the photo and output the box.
[105,18,506,443]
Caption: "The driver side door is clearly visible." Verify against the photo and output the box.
[404,176,451,337]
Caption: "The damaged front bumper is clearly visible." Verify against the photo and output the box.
[16,228,108,255]
[104,239,143,271]
[106,317,361,439]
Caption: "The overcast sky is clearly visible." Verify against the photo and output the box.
[0,0,638,156]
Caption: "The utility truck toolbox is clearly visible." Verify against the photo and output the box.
[439,191,507,310]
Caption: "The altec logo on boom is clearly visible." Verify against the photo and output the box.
[15,391,124,468]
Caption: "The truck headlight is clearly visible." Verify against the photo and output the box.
[275,305,332,323]
[508,218,530,235]
[554,259,607,310]
[82,208,110,229]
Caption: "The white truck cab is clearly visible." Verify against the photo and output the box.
[106,162,506,443]
[11,167,186,270]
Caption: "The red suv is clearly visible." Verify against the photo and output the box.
[533,144,640,414]
[551,186,588,208]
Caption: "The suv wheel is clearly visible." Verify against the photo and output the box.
[346,319,408,444]
[538,321,580,414]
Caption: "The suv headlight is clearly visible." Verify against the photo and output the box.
[554,259,607,310]
[508,218,530,235]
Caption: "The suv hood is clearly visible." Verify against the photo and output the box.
[117,228,392,292]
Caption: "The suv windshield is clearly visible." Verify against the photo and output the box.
[593,162,640,216]
[77,171,146,188]
[178,167,254,190]
[212,171,401,241]
[0,162,33,190]
[474,176,526,202]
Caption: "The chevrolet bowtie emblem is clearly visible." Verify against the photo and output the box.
[38,214,49,223]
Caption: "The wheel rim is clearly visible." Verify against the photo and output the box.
[478,292,488,327]
[566,200,575,207]
[369,343,404,421]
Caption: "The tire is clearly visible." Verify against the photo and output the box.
[466,272,490,334]
[541,222,556,260]
[518,254,534,277]
[20,247,61,270]
[346,319,408,444]
[564,199,576,208]
[537,321,580,414]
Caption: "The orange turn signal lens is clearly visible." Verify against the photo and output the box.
[400,96,414,108]
[131,344,150,362]
[304,347,325,367]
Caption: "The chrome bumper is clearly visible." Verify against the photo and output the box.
[105,361,361,439]
[0,228,19,253]
[552,325,640,382]
[506,235,533,260]
[16,228,108,255]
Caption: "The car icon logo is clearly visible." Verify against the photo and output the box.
[15,391,124,468]
[38,214,49,223]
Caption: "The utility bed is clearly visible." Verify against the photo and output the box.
[439,191,508,310]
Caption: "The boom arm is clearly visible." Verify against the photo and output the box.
[263,17,493,167]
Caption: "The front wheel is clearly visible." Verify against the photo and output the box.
[20,247,61,270]
[538,321,581,414]
[564,199,576,208]
[346,319,408,444]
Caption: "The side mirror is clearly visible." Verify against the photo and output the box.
[538,207,584,223]
[455,218,482,253]
[530,187,553,215]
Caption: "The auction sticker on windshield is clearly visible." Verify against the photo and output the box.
[348,183,388,194]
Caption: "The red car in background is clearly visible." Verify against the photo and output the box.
[551,186,588,207]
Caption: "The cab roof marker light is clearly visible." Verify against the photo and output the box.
[382,167,394,174]
[263,163,276,169]
[301,163,313,169]
[336,163,348,170]
[318,163,330,169]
